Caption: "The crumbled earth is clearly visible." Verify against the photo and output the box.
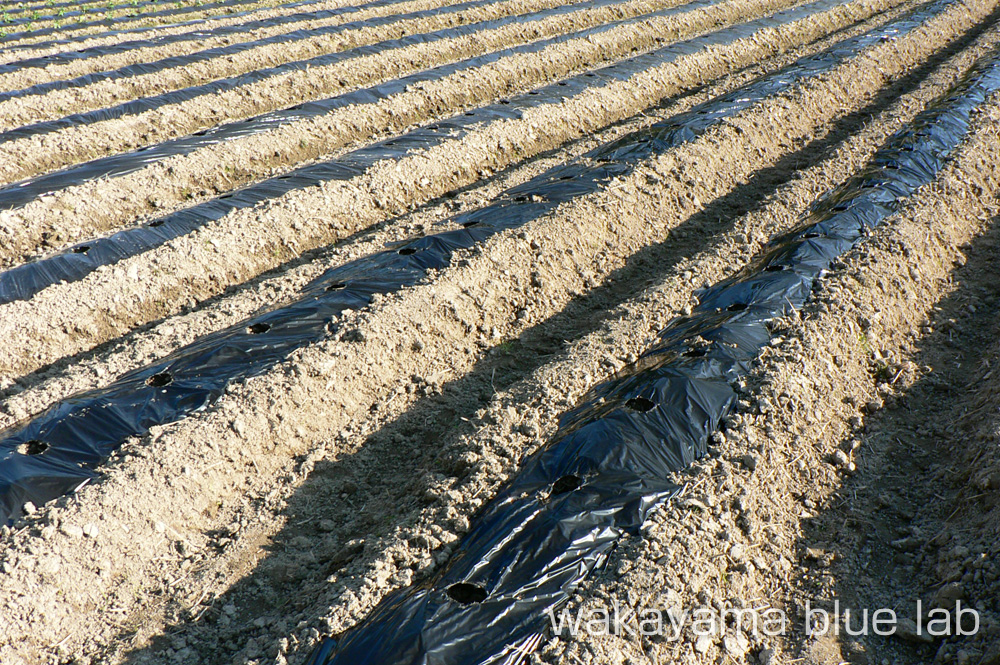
[1,0,1000,663]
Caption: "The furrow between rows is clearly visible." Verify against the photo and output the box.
[0,0,327,49]
[0,0,544,100]
[0,0,924,382]
[2,8,998,662]
[0,0,739,169]
[0,0,371,64]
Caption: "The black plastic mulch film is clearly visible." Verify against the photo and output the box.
[0,0,995,654]
[0,0,988,526]
[0,0,545,107]
[301,49,1000,665]
[0,0,282,33]
[0,0,308,43]
[0,0,883,305]
[0,0,744,224]
[4,0,153,16]
[0,0,269,34]
[0,0,680,138]
[0,0,826,219]
[0,0,445,65]
[0,0,323,54]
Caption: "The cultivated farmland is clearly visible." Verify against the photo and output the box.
[0,0,999,663]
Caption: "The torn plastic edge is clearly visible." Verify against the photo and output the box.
[301,44,1000,665]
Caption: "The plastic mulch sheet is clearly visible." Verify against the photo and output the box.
[301,43,1000,665]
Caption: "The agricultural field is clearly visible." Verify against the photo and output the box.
[0,0,998,662]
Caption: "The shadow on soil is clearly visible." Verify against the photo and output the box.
[110,15,1000,665]
[0,77,726,397]
[778,215,1000,665]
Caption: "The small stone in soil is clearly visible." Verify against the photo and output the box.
[933,582,965,609]
[60,524,84,539]
[694,634,713,654]
[723,633,749,656]
[895,617,933,643]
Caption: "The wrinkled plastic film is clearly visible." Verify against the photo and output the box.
[0,0,972,526]
[0,0,689,128]
[0,0,300,44]
[302,48,1000,665]
[0,0,538,107]
[0,0,879,305]
[0,0,439,66]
